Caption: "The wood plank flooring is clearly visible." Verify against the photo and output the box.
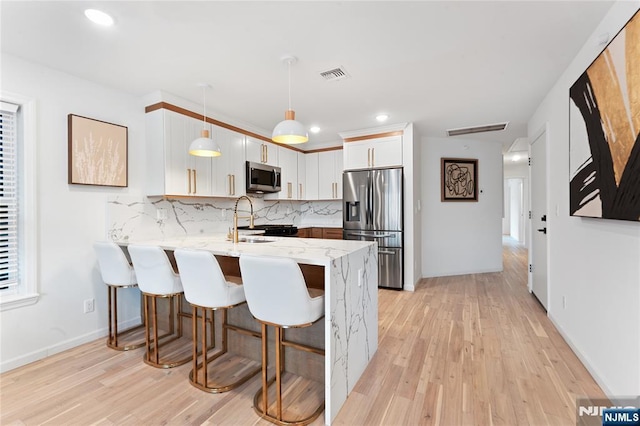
[0,241,605,425]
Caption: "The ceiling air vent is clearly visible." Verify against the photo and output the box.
[447,122,509,137]
[319,66,350,82]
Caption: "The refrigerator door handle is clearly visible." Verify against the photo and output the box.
[378,250,396,255]
[346,232,392,238]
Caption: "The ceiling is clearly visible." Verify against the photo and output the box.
[1,1,614,151]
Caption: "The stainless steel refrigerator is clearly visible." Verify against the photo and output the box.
[343,167,403,289]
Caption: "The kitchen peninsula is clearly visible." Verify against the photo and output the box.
[117,234,378,424]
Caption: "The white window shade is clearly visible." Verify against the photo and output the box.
[0,102,19,292]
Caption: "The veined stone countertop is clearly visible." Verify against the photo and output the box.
[118,234,374,266]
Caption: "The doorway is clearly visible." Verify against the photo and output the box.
[503,178,527,244]
[530,127,548,310]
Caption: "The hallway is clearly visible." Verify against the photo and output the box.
[334,241,606,425]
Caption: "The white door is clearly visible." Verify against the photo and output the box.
[530,129,548,310]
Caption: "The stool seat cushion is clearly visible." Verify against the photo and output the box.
[128,245,183,296]
[239,255,324,327]
[94,241,137,287]
[174,249,246,308]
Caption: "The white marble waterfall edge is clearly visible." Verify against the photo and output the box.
[327,244,378,423]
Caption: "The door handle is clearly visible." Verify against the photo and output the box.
[537,228,547,234]
[347,232,391,238]
[378,250,396,255]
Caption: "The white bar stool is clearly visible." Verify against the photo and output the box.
[174,249,261,393]
[239,254,325,426]
[93,242,144,351]
[128,245,191,369]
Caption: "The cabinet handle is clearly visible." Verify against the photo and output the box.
[299,183,303,199]
[287,182,291,198]
[227,174,232,195]
[193,169,197,194]
[367,148,371,167]
[371,148,375,167]
[187,169,192,194]
[232,174,235,195]
[264,145,268,163]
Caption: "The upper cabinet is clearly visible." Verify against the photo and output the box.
[246,136,279,166]
[210,124,245,197]
[318,150,343,200]
[304,153,319,201]
[343,134,403,171]
[267,145,298,200]
[146,108,213,197]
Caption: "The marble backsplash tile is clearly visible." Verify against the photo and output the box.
[106,195,342,241]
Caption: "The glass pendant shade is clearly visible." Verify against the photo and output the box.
[272,109,309,144]
[189,129,221,157]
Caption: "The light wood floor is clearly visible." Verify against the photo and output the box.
[1,241,605,425]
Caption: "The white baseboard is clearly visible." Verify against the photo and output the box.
[421,266,504,279]
[548,313,614,397]
[0,317,141,373]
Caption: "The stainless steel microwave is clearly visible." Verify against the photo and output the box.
[246,161,281,193]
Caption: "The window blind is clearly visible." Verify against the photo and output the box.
[0,101,19,291]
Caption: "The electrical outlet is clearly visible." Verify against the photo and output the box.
[83,298,95,313]
[156,208,167,220]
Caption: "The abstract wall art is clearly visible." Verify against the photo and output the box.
[68,114,128,187]
[569,10,640,221]
[441,158,478,202]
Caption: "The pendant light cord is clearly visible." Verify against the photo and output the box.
[202,85,207,126]
[288,59,292,111]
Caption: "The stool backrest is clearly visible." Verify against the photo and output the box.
[128,245,182,295]
[239,254,318,326]
[174,249,232,308]
[93,241,136,286]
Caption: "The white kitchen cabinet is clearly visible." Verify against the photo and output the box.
[210,124,245,197]
[343,135,403,170]
[146,108,213,196]
[245,136,278,165]
[297,152,306,200]
[318,150,343,200]
[304,153,319,201]
[267,145,298,200]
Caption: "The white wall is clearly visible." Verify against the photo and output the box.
[0,54,147,371]
[421,137,503,277]
[528,1,640,396]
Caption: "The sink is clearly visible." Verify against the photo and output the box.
[238,236,276,244]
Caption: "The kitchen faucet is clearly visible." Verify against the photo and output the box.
[233,195,255,243]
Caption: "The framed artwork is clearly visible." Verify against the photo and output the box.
[569,9,640,222]
[68,114,128,187]
[441,158,478,202]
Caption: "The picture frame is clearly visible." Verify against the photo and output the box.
[441,158,478,202]
[569,9,640,222]
[68,114,128,187]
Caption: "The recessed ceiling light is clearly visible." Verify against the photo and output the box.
[309,126,321,134]
[84,9,114,27]
[376,114,389,122]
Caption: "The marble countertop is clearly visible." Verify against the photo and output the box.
[117,234,374,266]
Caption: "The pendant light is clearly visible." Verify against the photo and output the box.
[189,83,222,157]
[272,56,308,144]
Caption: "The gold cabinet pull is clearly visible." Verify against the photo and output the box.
[228,174,232,195]
[193,169,197,194]
[371,147,375,167]
[264,145,268,163]
[367,148,371,167]
[187,169,192,194]
[287,182,292,198]
[299,183,303,199]
[231,174,235,195]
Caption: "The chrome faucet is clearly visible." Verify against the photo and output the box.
[233,195,255,243]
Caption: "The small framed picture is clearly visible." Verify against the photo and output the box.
[441,158,478,202]
[68,114,128,187]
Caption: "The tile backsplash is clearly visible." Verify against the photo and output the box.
[106,195,342,241]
